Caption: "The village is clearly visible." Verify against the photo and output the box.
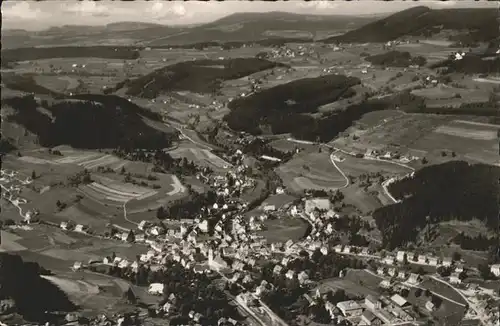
[1,144,499,326]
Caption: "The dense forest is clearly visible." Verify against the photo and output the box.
[154,38,314,50]
[431,55,500,74]
[123,58,287,98]
[366,51,426,67]
[225,76,423,142]
[452,233,499,251]
[0,253,76,322]
[3,95,176,150]
[241,138,294,161]
[3,75,63,97]
[224,74,360,138]
[0,138,17,154]
[373,161,500,249]
[1,46,140,64]
[325,6,498,43]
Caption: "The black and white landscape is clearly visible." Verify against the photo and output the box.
[1,1,500,325]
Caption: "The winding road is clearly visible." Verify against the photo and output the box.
[286,137,416,203]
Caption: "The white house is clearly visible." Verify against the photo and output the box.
[442,257,452,267]
[391,294,408,308]
[273,265,283,275]
[396,251,406,263]
[148,283,164,295]
[74,224,87,233]
[384,256,395,265]
[138,220,150,231]
[428,257,439,266]
[365,295,381,310]
[407,273,420,284]
[418,255,427,264]
[490,264,500,277]
[387,267,396,277]
[425,300,435,312]
[198,220,209,233]
[71,261,82,271]
[336,300,362,317]
[450,272,462,284]
[263,205,276,212]
[285,270,295,280]
[298,271,309,284]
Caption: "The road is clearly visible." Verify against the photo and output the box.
[363,269,468,308]
[329,152,350,189]
[429,275,490,326]
[164,117,213,150]
[214,269,289,326]
[287,137,417,203]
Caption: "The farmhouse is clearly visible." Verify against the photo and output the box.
[360,310,379,325]
[450,272,462,284]
[336,300,362,317]
[390,294,408,308]
[417,255,427,264]
[148,283,164,295]
[490,264,500,277]
[425,300,435,312]
[396,251,406,262]
[442,257,452,267]
[365,295,381,310]
[407,273,420,284]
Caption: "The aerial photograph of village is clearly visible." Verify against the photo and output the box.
[0,0,499,325]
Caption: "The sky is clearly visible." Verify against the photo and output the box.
[2,0,498,31]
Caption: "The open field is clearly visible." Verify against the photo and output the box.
[420,278,467,305]
[334,113,499,165]
[79,176,157,204]
[269,138,318,153]
[277,152,347,192]
[256,217,309,243]
[340,185,383,214]
[412,86,490,107]
[33,75,80,93]
[406,285,466,325]
[412,119,499,165]
[336,155,412,177]
[315,276,380,298]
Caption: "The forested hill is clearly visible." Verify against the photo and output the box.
[224,75,422,142]
[324,6,498,44]
[0,253,77,321]
[122,58,287,98]
[3,95,176,150]
[373,161,500,249]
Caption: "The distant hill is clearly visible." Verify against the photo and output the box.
[324,6,499,43]
[2,12,377,49]
[121,58,287,98]
[1,46,140,64]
